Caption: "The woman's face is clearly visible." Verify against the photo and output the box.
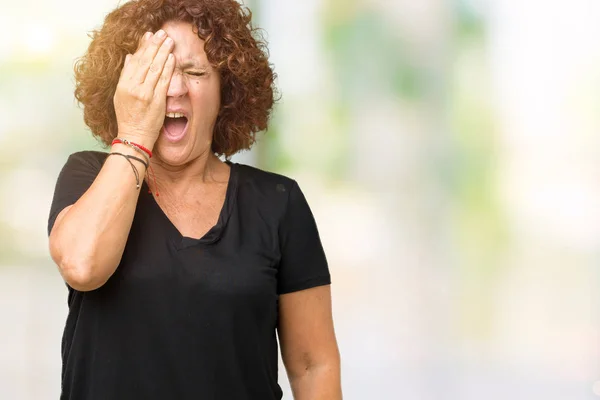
[155,20,221,165]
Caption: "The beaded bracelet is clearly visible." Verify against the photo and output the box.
[111,138,151,164]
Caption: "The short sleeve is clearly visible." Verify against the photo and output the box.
[47,151,106,236]
[277,181,331,295]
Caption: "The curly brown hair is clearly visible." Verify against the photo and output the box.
[74,0,276,157]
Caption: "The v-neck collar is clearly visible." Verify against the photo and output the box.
[143,161,239,250]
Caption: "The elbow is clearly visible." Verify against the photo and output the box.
[287,351,341,381]
[49,227,112,291]
[63,264,107,292]
[286,355,342,400]
[58,256,108,291]
[50,243,108,291]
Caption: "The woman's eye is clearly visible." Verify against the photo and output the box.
[186,71,205,77]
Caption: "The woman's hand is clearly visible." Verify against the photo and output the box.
[113,30,175,147]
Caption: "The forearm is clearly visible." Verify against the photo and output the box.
[289,361,342,400]
[50,143,148,290]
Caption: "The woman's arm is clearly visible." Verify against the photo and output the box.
[278,285,342,400]
[49,31,174,291]
[49,152,147,291]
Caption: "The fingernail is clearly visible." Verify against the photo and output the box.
[144,32,152,39]
[165,37,173,45]
[156,30,166,38]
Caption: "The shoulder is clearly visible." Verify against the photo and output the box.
[68,150,108,164]
[232,163,305,223]
[234,162,298,197]
[62,150,108,171]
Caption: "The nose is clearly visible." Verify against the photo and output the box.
[166,71,188,98]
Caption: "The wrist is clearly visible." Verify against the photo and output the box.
[110,142,148,160]
[115,132,156,151]
[112,135,154,161]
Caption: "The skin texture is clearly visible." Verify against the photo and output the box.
[50,20,341,400]
[279,285,343,399]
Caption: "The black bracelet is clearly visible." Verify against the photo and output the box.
[107,152,142,189]
[108,151,149,170]
[113,140,151,164]
[119,152,148,170]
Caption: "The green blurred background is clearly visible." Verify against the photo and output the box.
[1,0,600,398]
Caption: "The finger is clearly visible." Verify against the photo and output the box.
[144,37,174,89]
[121,32,152,82]
[154,53,175,98]
[138,31,152,51]
[133,30,169,84]
[119,54,131,79]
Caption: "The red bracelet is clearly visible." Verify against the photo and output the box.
[111,138,153,159]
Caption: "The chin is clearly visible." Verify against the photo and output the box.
[154,137,192,165]
[155,132,213,166]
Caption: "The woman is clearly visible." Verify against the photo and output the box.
[47,0,341,399]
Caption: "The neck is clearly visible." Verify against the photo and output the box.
[148,150,224,196]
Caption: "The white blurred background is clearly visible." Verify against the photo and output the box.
[1,0,600,398]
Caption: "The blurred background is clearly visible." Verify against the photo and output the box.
[1,0,600,398]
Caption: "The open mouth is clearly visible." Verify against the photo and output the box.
[163,112,189,142]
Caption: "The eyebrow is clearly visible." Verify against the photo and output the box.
[178,58,208,69]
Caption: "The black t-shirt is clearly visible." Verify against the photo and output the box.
[47,151,331,400]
